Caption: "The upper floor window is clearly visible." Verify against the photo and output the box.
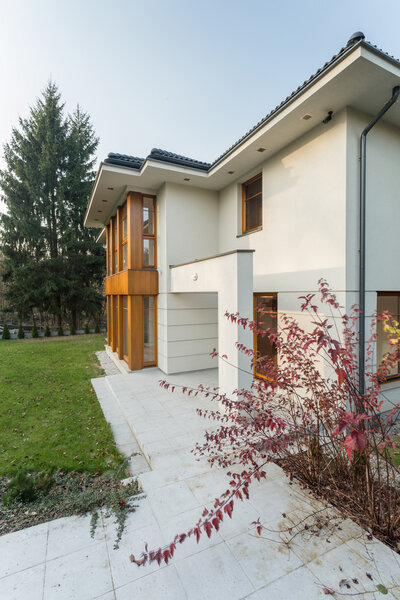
[143,195,156,267]
[377,292,400,380]
[121,203,128,269]
[242,174,262,234]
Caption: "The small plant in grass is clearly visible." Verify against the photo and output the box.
[31,323,38,338]
[44,325,51,337]
[2,323,10,340]
[94,323,100,334]
[70,323,76,336]
[132,279,400,569]
[17,325,25,339]
[57,326,64,337]
[84,322,90,334]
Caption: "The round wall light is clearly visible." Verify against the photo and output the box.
[192,273,198,281]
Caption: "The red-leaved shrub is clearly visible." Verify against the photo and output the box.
[131,280,400,566]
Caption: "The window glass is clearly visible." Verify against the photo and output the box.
[122,244,128,269]
[245,196,262,231]
[254,294,277,378]
[377,293,400,378]
[123,297,128,358]
[122,217,127,240]
[144,296,155,364]
[115,296,119,349]
[243,175,262,232]
[143,239,155,266]
[143,197,154,235]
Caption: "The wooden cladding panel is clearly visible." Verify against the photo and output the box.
[105,269,158,296]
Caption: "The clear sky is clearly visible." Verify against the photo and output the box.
[1,0,400,209]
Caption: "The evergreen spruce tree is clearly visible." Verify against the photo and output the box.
[44,325,51,337]
[18,325,25,339]
[2,323,10,340]
[84,322,90,334]
[31,323,38,338]
[0,83,105,326]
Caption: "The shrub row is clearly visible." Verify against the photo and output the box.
[1,323,101,340]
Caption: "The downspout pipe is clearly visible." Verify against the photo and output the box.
[358,85,400,399]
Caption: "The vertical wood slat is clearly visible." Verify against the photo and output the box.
[117,295,124,360]
[128,295,143,370]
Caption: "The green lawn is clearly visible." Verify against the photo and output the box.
[390,436,400,467]
[0,335,125,477]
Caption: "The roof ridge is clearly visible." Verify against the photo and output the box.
[103,34,400,174]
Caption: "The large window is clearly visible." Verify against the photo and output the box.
[143,296,156,365]
[143,196,156,267]
[113,218,118,273]
[121,203,128,269]
[377,292,400,380]
[123,296,128,359]
[253,293,277,379]
[242,174,262,234]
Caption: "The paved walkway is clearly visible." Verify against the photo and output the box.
[1,368,399,599]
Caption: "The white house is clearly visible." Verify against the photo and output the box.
[84,32,400,409]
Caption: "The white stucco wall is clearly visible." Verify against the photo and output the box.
[218,108,348,298]
[346,108,400,409]
[156,183,219,374]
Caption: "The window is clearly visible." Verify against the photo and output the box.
[253,293,277,379]
[113,218,118,273]
[122,296,128,359]
[121,203,128,269]
[143,296,156,365]
[143,196,156,267]
[377,292,400,380]
[242,174,262,233]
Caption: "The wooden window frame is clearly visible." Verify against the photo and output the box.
[242,173,262,234]
[253,292,277,379]
[142,195,157,268]
[377,291,400,382]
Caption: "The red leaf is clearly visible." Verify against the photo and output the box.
[335,367,347,387]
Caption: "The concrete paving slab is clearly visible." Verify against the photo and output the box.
[114,565,186,599]
[226,529,303,590]
[47,515,105,561]
[43,543,113,600]
[0,562,45,600]
[175,542,255,600]
[3,367,399,599]
[0,521,48,578]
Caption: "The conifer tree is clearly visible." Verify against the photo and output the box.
[0,83,105,325]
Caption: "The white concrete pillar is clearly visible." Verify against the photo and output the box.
[170,250,254,397]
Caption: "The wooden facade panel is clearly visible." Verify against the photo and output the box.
[105,269,158,296]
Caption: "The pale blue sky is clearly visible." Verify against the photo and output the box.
[1,0,400,181]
